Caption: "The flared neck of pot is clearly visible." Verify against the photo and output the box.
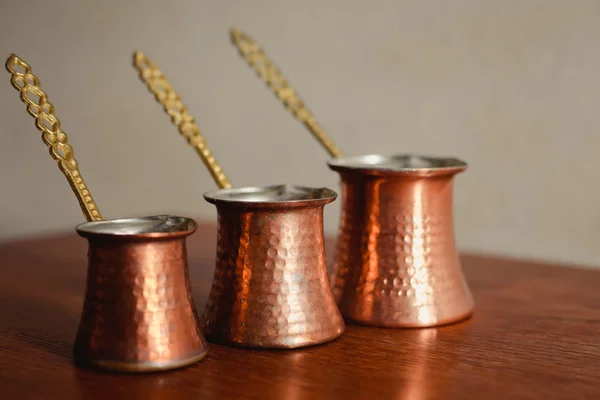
[327,154,467,178]
[76,215,197,241]
[203,184,337,210]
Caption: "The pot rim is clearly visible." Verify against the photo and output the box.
[327,154,467,177]
[76,215,197,239]
[203,184,337,209]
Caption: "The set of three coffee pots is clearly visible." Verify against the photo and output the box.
[5,28,473,372]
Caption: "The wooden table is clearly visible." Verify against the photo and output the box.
[1,222,599,399]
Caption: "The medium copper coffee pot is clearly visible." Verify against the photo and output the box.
[132,53,344,348]
[230,29,474,327]
[201,185,344,348]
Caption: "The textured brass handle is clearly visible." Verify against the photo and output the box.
[5,54,103,222]
[230,28,343,159]
[132,51,232,189]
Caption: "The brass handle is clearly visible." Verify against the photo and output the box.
[230,28,343,159]
[5,54,103,222]
[132,51,232,189]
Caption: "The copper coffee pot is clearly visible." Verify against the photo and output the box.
[132,52,344,348]
[5,54,208,371]
[230,29,474,328]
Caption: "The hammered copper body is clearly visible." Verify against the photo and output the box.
[74,216,208,372]
[201,185,344,348]
[329,155,473,328]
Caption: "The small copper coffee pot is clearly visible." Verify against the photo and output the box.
[230,30,474,327]
[132,52,344,348]
[74,216,207,371]
[6,54,208,371]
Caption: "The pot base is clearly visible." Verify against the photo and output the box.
[74,348,208,373]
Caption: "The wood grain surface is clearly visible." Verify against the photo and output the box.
[1,222,599,399]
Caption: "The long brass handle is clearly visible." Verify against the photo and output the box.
[230,28,343,159]
[5,54,103,222]
[133,51,232,189]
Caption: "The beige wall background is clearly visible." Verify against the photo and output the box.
[1,0,599,267]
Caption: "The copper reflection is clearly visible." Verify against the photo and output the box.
[201,185,345,348]
[74,216,208,372]
[329,155,474,327]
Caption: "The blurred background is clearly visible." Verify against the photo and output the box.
[1,0,599,266]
